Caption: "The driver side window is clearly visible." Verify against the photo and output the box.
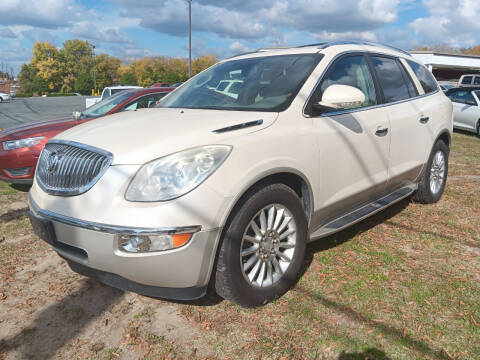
[311,55,377,112]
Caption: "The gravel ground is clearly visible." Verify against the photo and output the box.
[0,97,88,131]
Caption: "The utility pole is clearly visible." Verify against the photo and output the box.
[91,44,97,93]
[188,0,192,78]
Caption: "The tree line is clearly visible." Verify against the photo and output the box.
[412,44,480,55]
[18,39,217,95]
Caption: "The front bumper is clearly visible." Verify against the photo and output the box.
[0,146,39,183]
[29,197,221,300]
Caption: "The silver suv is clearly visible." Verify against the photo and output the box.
[29,41,453,307]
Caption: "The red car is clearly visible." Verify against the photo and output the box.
[0,87,173,184]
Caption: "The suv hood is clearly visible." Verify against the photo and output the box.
[53,108,278,165]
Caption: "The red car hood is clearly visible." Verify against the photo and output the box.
[0,116,78,140]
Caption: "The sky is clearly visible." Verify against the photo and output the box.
[1,0,480,76]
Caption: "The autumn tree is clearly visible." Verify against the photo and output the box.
[58,40,94,93]
[192,55,217,75]
[31,42,61,91]
[95,54,122,89]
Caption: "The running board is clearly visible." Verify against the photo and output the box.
[309,185,417,241]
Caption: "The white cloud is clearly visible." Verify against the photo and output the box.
[0,0,83,29]
[409,0,480,47]
[229,41,251,54]
[112,0,403,42]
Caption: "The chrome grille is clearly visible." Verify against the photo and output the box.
[36,140,113,196]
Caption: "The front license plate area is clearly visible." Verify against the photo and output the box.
[28,211,56,246]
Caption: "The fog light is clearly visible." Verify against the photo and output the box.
[118,233,192,253]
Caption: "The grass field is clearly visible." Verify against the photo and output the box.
[0,131,479,359]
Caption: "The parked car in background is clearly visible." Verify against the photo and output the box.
[446,87,480,136]
[438,81,455,93]
[9,90,16,98]
[151,82,172,88]
[85,85,143,108]
[28,41,452,307]
[0,92,11,102]
[0,87,173,184]
[457,74,480,87]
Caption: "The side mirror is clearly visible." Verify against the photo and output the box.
[72,111,82,120]
[312,84,366,113]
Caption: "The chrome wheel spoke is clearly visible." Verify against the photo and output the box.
[276,250,291,263]
[277,216,291,234]
[259,210,267,234]
[267,261,274,285]
[257,262,266,286]
[244,235,260,244]
[278,241,295,249]
[251,221,263,238]
[248,259,262,281]
[243,254,258,272]
[267,206,275,230]
[272,257,283,275]
[242,245,258,257]
[273,208,284,230]
[279,228,295,240]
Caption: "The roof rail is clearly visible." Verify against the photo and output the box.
[317,41,411,56]
[296,43,327,48]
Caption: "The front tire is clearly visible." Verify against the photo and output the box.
[215,184,307,307]
[413,140,449,204]
[476,120,480,138]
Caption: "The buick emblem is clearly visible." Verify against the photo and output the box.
[48,152,60,174]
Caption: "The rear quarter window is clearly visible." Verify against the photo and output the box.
[474,77,480,85]
[406,60,439,94]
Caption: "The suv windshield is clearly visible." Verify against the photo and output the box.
[158,54,322,112]
[81,91,133,118]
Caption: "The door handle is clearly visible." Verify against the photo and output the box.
[419,116,430,124]
[375,127,388,137]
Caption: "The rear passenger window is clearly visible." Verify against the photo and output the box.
[461,76,473,85]
[406,60,439,94]
[474,77,480,85]
[370,56,411,103]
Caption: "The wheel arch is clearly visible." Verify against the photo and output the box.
[219,168,314,231]
[435,129,451,148]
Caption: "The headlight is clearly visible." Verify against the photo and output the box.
[125,145,232,202]
[3,136,44,151]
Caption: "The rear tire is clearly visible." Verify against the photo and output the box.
[476,120,480,138]
[215,184,307,307]
[413,140,449,204]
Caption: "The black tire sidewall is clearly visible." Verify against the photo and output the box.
[220,185,307,306]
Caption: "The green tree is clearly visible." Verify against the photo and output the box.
[58,39,94,93]
[18,63,37,93]
[31,76,49,94]
[95,54,122,89]
[119,71,137,85]
[75,72,94,95]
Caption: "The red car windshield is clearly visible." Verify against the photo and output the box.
[81,91,133,118]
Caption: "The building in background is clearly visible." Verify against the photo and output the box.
[410,51,480,82]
